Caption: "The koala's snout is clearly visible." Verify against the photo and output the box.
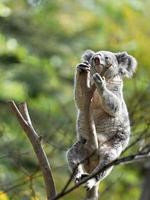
[93,55,101,65]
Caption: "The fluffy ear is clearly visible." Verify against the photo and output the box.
[81,49,95,62]
[115,52,137,78]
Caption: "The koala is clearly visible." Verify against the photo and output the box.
[67,50,137,198]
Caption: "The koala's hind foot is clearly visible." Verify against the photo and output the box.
[75,172,89,184]
[67,141,89,184]
[75,62,96,110]
[85,178,97,191]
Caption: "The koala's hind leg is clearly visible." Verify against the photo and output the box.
[85,145,122,190]
[75,62,94,110]
[75,63,98,148]
[94,149,117,181]
[66,140,89,183]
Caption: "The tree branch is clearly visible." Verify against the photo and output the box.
[52,148,150,200]
[8,100,150,200]
[9,101,56,200]
[18,102,32,126]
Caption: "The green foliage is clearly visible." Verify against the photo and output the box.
[0,0,150,199]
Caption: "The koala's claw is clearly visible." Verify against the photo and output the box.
[102,76,105,81]
[83,61,89,65]
[85,178,97,191]
[75,173,89,184]
[93,73,103,83]
[81,173,89,179]
[93,73,106,90]
[77,63,90,73]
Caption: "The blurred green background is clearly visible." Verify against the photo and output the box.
[0,0,150,199]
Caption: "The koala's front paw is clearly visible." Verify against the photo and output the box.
[75,173,89,184]
[77,62,90,73]
[85,178,97,190]
[93,73,106,90]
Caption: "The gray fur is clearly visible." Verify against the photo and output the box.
[115,51,137,78]
[66,50,137,197]
[81,49,95,62]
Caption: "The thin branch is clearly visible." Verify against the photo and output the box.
[9,101,56,200]
[60,129,146,195]
[8,101,28,128]
[52,149,150,200]
[8,101,150,200]
[18,102,32,126]
[58,131,150,198]
[61,150,96,193]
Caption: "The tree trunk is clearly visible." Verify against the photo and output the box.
[140,167,150,200]
[85,185,99,200]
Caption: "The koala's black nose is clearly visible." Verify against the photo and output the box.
[94,55,101,65]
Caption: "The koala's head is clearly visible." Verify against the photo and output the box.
[82,50,137,79]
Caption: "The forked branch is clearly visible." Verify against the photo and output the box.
[9,101,150,200]
[9,101,56,200]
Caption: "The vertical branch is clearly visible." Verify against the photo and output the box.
[140,167,150,200]
[86,185,99,200]
[18,102,32,126]
[9,101,56,200]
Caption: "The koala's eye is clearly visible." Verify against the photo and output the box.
[105,56,112,68]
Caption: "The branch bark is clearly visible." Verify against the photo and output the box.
[8,100,150,200]
[52,149,150,200]
[140,166,150,200]
[9,101,56,200]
